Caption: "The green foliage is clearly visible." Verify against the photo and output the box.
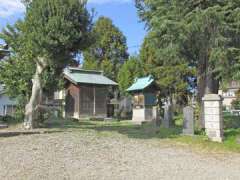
[0,0,92,114]
[22,0,92,62]
[0,56,34,99]
[224,112,240,129]
[232,99,240,110]
[83,16,129,80]
[136,0,240,102]
[140,31,195,102]
[117,56,143,93]
[231,90,240,110]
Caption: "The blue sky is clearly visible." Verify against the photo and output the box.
[0,0,146,54]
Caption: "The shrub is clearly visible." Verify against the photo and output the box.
[232,99,240,110]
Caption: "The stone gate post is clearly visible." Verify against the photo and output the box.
[202,94,224,142]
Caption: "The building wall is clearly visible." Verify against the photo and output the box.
[94,86,108,117]
[65,83,108,119]
[79,85,108,118]
[65,83,80,119]
[218,89,238,110]
[0,94,17,116]
[79,85,94,116]
[119,97,132,118]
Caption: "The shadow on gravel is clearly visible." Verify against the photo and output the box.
[0,117,182,140]
[0,130,64,138]
[81,123,182,139]
[44,119,96,129]
[42,118,182,140]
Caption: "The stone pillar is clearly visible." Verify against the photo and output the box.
[202,94,223,142]
[183,106,194,135]
[152,106,160,126]
[163,104,172,128]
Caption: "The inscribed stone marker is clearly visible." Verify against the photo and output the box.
[202,94,224,142]
[183,106,194,135]
[163,104,172,128]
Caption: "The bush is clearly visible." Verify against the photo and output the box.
[224,113,240,129]
[0,115,16,123]
[231,89,240,110]
[231,99,240,110]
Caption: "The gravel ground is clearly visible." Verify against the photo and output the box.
[0,130,240,180]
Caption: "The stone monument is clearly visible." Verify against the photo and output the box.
[152,106,160,126]
[202,94,224,142]
[183,106,194,135]
[163,104,172,128]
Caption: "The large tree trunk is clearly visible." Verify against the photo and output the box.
[24,58,47,129]
[197,50,207,104]
[197,50,207,129]
[163,96,174,128]
[205,69,219,94]
[197,56,219,129]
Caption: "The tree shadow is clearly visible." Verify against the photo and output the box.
[41,116,184,140]
[0,130,64,138]
[76,121,183,140]
[43,118,97,129]
[0,117,183,140]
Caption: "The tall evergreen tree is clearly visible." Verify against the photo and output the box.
[140,32,195,107]
[0,0,92,129]
[117,56,143,94]
[136,0,240,126]
[83,16,129,80]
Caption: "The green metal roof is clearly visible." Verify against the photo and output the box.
[64,67,118,86]
[127,76,154,92]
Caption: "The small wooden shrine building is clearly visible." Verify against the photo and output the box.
[127,76,158,124]
[63,67,117,119]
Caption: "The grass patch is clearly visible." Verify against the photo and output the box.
[224,112,240,129]
[173,113,240,153]
[0,115,23,130]
[44,117,240,153]
[174,131,240,153]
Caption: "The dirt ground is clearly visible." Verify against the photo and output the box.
[0,126,240,180]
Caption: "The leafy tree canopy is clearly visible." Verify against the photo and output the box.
[117,56,143,94]
[0,0,93,128]
[83,16,129,80]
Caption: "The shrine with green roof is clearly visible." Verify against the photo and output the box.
[127,76,159,124]
[62,67,117,119]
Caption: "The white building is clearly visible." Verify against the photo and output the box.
[0,85,17,116]
[218,81,240,110]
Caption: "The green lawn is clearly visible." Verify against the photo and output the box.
[173,113,240,153]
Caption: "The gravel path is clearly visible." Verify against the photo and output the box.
[0,130,239,180]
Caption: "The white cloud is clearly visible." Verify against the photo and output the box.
[88,0,132,5]
[0,0,132,18]
[0,0,25,18]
